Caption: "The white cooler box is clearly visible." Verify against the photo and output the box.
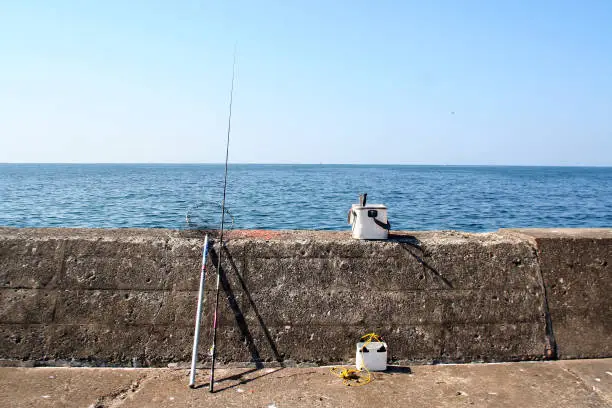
[348,203,390,240]
[356,340,388,371]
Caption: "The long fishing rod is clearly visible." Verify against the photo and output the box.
[209,50,236,393]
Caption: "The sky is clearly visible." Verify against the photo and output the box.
[1,1,611,165]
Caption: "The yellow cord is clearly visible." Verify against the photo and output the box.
[360,332,383,344]
[329,332,384,387]
[330,366,370,386]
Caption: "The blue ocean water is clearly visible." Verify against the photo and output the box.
[0,164,611,232]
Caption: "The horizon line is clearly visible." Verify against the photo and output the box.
[1,162,611,168]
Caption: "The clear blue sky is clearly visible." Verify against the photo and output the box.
[1,1,611,165]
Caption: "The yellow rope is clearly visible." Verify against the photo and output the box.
[329,332,384,387]
[360,332,383,344]
[330,366,370,386]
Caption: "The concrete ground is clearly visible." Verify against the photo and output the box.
[0,359,610,407]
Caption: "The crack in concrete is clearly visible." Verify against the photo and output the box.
[48,241,67,324]
[563,366,612,406]
[487,230,558,360]
[89,374,149,408]
[528,239,558,360]
[151,290,166,324]
[162,235,172,286]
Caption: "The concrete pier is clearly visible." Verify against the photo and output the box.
[0,359,611,407]
[0,227,610,366]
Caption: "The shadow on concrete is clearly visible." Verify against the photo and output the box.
[390,234,454,289]
[195,240,285,393]
[208,247,266,369]
[388,233,421,245]
[222,245,283,363]
[202,367,284,393]
[385,365,412,374]
[206,243,282,370]
[191,367,256,390]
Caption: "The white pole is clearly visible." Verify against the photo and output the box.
[189,234,210,388]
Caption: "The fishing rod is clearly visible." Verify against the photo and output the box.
[209,49,236,393]
[188,234,210,388]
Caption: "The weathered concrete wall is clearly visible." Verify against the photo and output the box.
[504,229,612,360]
[0,227,608,367]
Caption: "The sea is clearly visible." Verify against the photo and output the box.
[1,164,611,232]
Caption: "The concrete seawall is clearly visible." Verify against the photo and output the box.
[0,227,609,367]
